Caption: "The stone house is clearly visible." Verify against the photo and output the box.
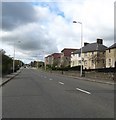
[45,53,61,68]
[106,43,116,68]
[51,53,61,68]
[71,39,107,69]
[61,48,78,68]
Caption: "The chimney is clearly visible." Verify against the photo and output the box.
[97,38,103,44]
[84,42,89,46]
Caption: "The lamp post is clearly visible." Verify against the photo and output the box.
[73,21,83,77]
[13,40,15,73]
[42,51,46,71]
[12,41,21,73]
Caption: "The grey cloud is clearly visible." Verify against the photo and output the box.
[2,26,58,55]
[2,2,38,31]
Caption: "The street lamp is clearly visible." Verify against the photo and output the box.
[42,51,46,71]
[13,41,21,73]
[13,40,15,73]
[73,21,83,77]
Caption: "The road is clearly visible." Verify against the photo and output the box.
[2,68,114,118]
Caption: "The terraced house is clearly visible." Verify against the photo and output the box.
[45,53,61,68]
[51,53,61,68]
[45,40,116,70]
[71,39,107,70]
[106,43,116,68]
[60,48,78,68]
[45,54,52,67]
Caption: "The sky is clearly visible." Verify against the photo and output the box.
[1,0,115,64]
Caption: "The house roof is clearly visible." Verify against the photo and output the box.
[73,49,81,54]
[73,43,107,54]
[107,43,116,49]
[45,54,52,58]
[52,53,61,58]
[61,48,78,56]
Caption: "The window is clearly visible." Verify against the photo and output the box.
[84,60,87,65]
[78,60,81,64]
[73,61,74,65]
[92,60,94,64]
[109,49,111,53]
[78,53,81,57]
[109,59,111,66]
[84,53,87,57]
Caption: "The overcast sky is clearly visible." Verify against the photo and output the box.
[1,0,115,63]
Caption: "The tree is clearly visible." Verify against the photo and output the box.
[2,53,13,74]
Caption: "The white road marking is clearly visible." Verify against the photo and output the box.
[59,82,64,85]
[76,87,91,95]
[49,78,53,80]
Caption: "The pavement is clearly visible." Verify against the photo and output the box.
[0,68,115,87]
[0,69,21,87]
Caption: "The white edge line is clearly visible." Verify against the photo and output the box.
[59,82,64,85]
[76,88,91,95]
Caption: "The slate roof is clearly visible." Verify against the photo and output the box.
[73,43,107,54]
[73,49,81,54]
[107,43,116,49]
[61,48,78,56]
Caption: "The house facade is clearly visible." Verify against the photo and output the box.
[71,50,81,67]
[45,53,61,68]
[71,39,107,69]
[106,43,116,68]
[61,48,78,68]
[51,53,61,68]
[45,55,52,67]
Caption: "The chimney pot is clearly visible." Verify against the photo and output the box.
[97,38,103,44]
[84,42,89,46]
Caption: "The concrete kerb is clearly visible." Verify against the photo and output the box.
[71,76,115,85]
[0,70,22,87]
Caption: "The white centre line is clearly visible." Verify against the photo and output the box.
[59,82,64,85]
[76,87,91,95]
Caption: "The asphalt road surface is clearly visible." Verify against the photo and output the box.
[2,68,114,118]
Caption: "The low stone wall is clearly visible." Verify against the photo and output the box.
[49,70,114,81]
[84,71,114,81]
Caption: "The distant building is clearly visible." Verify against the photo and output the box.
[45,53,61,68]
[30,61,44,68]
[61,48,78,68]
[45,55,52,67]
[51,53,61,68]
[106,43,116,68]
